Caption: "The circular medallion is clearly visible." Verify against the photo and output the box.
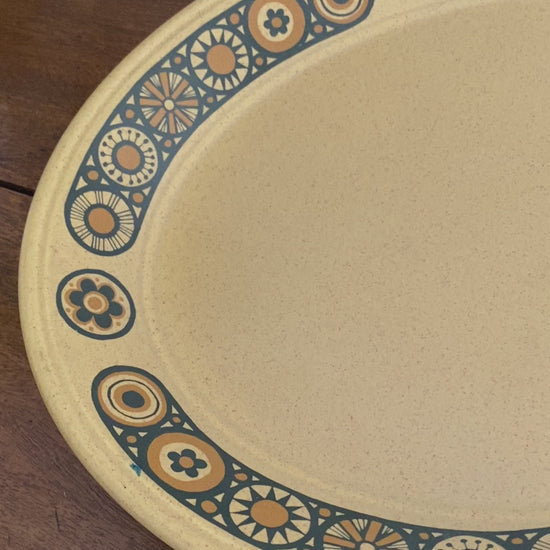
[139,71,200,135]
[67,189,136,254]
[247,0,306,54]
[189,28,251,91]
[312,0,372,25]
[57,269,135,339]
[229,484,311,545]
[323,518,408,550]
[98,126,159,187]
[147,433,226,492]
[96,369,168,426]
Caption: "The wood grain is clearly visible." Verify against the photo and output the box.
[0,0,191,192]
[0,188,170,549]
[0,1,201,547]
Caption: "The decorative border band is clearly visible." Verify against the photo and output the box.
[68,0,550,546]
[64,0,375,256]
[93,366,549,549]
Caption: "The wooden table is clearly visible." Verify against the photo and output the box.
[0,2,194,547]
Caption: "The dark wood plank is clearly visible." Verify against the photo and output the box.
[0,187,170,549]
[0,0,192,192]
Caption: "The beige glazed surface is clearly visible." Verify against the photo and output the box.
[19,0,550,548]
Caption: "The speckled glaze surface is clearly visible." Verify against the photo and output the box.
[19,0,550,548]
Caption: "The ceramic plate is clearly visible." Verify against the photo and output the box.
[19,0,550,548]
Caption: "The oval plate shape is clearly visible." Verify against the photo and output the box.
[20,0,550,548]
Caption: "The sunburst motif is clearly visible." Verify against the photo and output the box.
[229,485,311,545]
[534,535,550,550]
[323,518,409,550]
[189,28,250,91]
[139,71,200,135]
[68,189,135,253]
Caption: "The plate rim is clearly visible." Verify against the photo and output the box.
[18,0,550,547]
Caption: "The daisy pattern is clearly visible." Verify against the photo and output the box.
[167,449,208,478]
[66,277,123,329]
[57,270,135,339]
[247,0,306,53]
[139,71,200,135]
[189,28,250,91]
[264,8,290,36]
[229,485,311,545]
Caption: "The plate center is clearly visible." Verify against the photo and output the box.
[145,0,550,529]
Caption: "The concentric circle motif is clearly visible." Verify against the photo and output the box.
[147,433,226,492]
[312,0,372,25]
[139,71,200,135]
[67,189,136,253]
[98,126,159,187]
[247,0,306,54]
[431,537,505,550]
[189,28,251,91]
[323,518,408,550]
[229,485,311,545]
[57,270,135,339]
[96,370,167,426]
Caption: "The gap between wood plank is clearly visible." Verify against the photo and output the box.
[0,179,35,197]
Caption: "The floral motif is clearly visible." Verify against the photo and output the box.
[146,432,226,492]
[68,278,123,329]
[263,8,290,36]
[247,0,306,54]
[57,270,135,339]
[168,449,208,478]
